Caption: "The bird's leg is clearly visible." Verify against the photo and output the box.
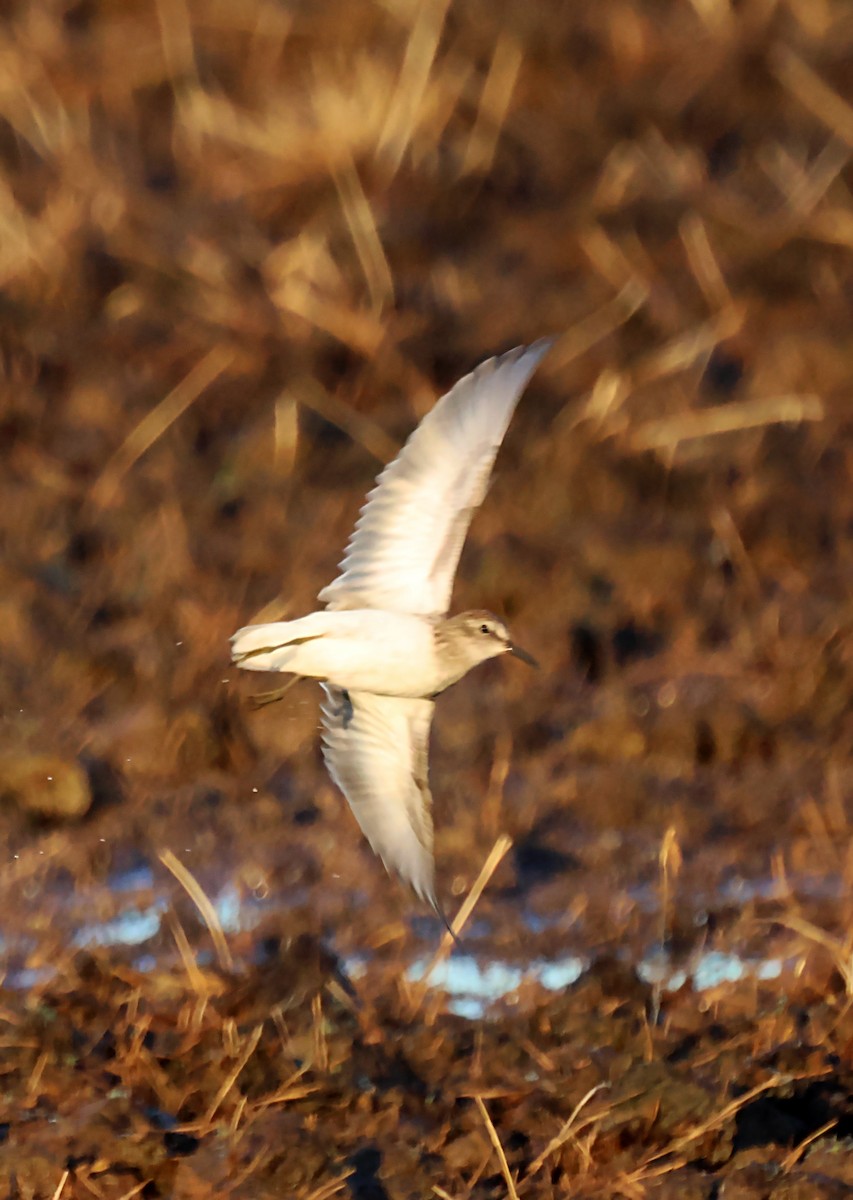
[248,676,300,710]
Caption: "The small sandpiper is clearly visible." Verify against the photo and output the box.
[232,340,553,918]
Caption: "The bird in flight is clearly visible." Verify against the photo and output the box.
[231,340,552,919]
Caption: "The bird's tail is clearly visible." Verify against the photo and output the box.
[230,612,334,673]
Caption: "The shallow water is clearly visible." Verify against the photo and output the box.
[0,855,813,1021]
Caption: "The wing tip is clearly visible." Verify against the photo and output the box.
[409,873,460,945]
[462,335,555,398]
[493,334,557,374]
[428,894,461,946]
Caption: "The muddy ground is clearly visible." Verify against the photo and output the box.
[2,0,853,1196]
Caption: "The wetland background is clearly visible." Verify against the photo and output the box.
[2,0,853,1195]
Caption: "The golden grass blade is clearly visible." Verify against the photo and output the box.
[631,393,824,452]
[294,375,401,463]
[271,281,388,356]
[428,833,513,972]
[780,1117,838,1172]
[551,281,648,373]
[89,345,234,511]
[402,834,512,1024]
[771,45,853,148]
[684,0,731,32]
[764,138,850,225]
[50,1169,69,1200]
[658,825,682,971]
[634,307,745,386]
[328,155,395,312]
[159,848,234,972]
[202,1023,263,1127]
[155,0,199,85]
[378,0,451,175]
[474,1095,520,1200]
[301,1172,356,1200]
[775,913,853,994]
[463,34,524,175]
[523,1084,609,1183]
[253,1064,319,1110]
[274,392,300,476]
[580,224,652,293]
[114,1183,148,1200]
[679,213,732,310]
[166,909,209,996]
[639,1074,815,1170]
[808,206,853,248]
[311,991,329,1072]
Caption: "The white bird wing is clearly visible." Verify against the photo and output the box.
[320,685,438,910]
[318,339,553,616]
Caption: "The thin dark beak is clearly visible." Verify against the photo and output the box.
[508,642,539,669]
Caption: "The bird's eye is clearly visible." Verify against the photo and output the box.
[480,623,490,635]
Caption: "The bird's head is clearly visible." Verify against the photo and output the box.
[445,610,538,672]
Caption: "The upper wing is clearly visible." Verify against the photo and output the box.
[318,339,553,616]
[320,685,438,910]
